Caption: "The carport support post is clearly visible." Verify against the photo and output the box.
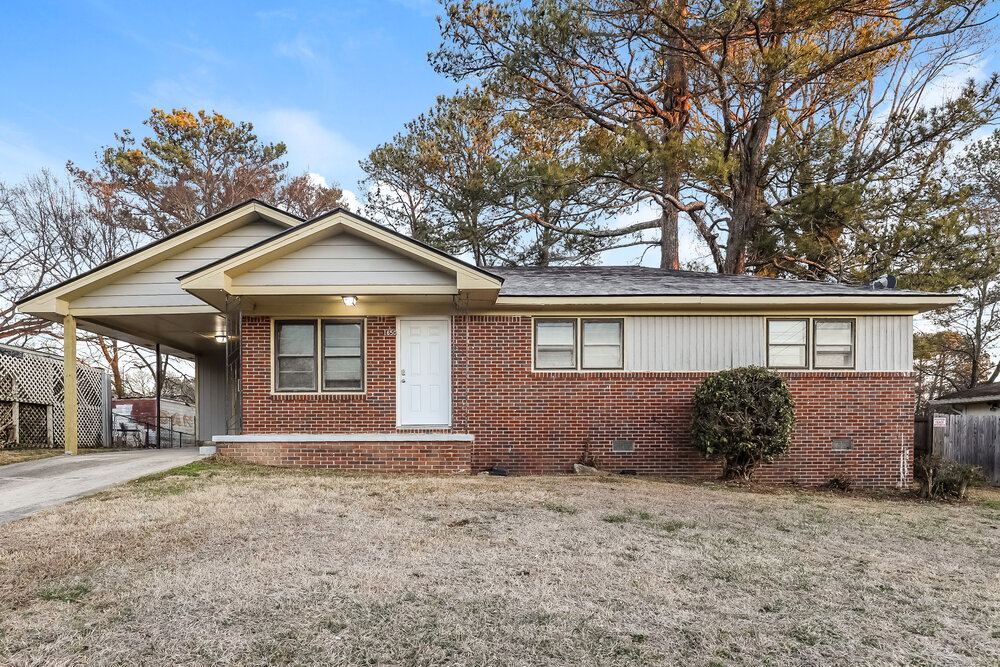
[63,314,78,455]
[155,344,162,449]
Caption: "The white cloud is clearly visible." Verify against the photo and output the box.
[306,173,359,211]
[339,188,360,211]
[255,108,363,189]
[275,35,322,66]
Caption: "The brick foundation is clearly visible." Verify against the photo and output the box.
[236,315,915,488]
[216,439,471,473]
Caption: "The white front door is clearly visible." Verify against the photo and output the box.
[397,317,451,427]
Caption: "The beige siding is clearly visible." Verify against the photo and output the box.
[626,316,765,371]
[625,315,912,372]
[230,232,454,287]
[74,220,284,309]
[855,315,912,371]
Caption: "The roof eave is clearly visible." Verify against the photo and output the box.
[493,294,958,311]
[928,395,1000,406]
[16,200,302,311]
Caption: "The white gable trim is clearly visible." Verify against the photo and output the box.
[18,201,300,317]
[179,210,502,294]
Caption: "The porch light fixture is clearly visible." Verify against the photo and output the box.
[214,333,228,343]
[342,295,358,307]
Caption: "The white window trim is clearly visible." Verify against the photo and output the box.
[532,317,625,372]
[766,317,856,371]
[270,317,368,395]
[812,318,856,370]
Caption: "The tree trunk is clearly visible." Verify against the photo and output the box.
[98,336,126,398]
[724,123,771,274]
[724,194,754,274]
[657,0,688,271]
[660,175,681,270]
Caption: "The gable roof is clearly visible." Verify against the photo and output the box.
[489,266,947,298]
[178,208,503,290]
[16,199,302,309]
[930,382,1000,405]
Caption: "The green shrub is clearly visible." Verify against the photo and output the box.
[691,366,795,482]
[914,455,987,500]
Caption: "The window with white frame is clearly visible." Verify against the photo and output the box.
[767,319,808,368]
[534,318,623,370]
[813,319,855,369]
[274,319,364,392]
[766,318,855,370]
[534,319,577,369]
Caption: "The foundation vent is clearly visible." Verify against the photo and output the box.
[612,439,635,453]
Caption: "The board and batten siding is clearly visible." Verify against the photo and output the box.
[625,315,912,372]
[230,232,453,287]
[74,220,285,309]
[854,315,913,372]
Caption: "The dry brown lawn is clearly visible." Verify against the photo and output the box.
[0,447,119,466]
[0,448,65,466]
[1,461,998,666]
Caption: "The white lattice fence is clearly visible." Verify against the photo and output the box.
[0,345,108,448]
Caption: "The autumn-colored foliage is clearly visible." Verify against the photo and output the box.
[69,108,346,237]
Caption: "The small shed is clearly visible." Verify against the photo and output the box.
[0,343,111,448]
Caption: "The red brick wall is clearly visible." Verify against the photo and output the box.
[242,316,404,433]
[217,440,470,474]
[239,315,915,488]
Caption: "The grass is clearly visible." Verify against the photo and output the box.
[0,447,124,467]
[1,460,999,666]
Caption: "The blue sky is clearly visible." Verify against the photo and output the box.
[2,1,996,268]
[0,0,454,202]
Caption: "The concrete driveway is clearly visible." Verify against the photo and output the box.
[0,448,205,525]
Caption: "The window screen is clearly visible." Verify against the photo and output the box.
[767,320,808,368]
[535,319,577,369]
[814,320,855,369]
[322,321,364,391]
[275,321,317,391]
[582,319,623,369]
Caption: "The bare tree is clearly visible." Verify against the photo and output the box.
[0,171,142,347]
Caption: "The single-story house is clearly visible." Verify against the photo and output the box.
[17,200,956,488]
[929,383,1000,415]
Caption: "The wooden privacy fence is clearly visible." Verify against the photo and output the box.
[932,413,1000,485]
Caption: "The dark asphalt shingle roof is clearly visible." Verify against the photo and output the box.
[485,266,939,298]
[932,382,1000,403]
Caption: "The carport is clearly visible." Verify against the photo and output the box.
[15,201,301,453]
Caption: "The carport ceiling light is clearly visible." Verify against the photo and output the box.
[342,296,358,307]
